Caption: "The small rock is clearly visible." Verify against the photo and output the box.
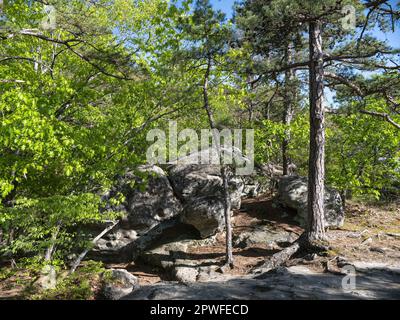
[101,269,138,300]
[174,267,198,283]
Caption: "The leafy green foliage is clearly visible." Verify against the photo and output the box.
[0,0,399,299]
[326,100,400,199]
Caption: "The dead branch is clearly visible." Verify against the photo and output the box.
[69,220,119,274]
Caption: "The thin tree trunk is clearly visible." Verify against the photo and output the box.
[282,43,295,175]
[307,20,326,242]
[69,220,119,274]
[44,223,61,261]
[203,57,233,267]
[221,166,233,266]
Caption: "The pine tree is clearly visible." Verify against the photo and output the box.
[236,0,399,245]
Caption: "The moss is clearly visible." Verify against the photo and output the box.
[28,260,108,300]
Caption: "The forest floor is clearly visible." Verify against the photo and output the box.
[1,194,400,299]
[114,194,400,287]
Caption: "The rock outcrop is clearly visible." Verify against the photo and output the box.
[95,165,182,260]
[277,175,345,227]
[95,156,279,259]
[123,165,183,232]
[168,163,244,238]
[122,262,400,300]
[168,163,243,209]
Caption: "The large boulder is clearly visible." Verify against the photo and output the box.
[168,164,243,210]
[168,162,244,238]
[95,165,182,260]
[277,175,344,228]
[124,165,183,232]
[180,196,225,238]
[95,152,249,260]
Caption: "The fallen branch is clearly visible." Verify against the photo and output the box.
[253,240,301,274]
[69,220,119,274]
[121,217,180,262]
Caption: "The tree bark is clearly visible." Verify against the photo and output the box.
[307,20,326,242]
[203,57,234,267]
[282,43,296,176]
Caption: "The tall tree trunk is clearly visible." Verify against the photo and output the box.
[282,43,295,175]
[203,57,233,267]
[307,20,326,242]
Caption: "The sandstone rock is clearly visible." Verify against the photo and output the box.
[277,175,344,228]
[168,161,244,238]
[168,163,244,210]
[181,196,225,238]
[101,269,138,300]
[95,165,182,260]
[233,225,298,248]
[124,165,182,232]
[123,263,400,300]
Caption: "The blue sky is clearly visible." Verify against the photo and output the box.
[207,0,399,106]
[208,0,400,44]
[210,0,235,17]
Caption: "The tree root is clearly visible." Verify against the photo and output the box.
[217,261,234,274]
[253,241,301,274]
[252,233,331,274]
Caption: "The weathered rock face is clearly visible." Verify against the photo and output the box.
[277,175,344,228]
[181,196,225,238]
[101,269,139,300]
[122,262,400,300]
[168,163,244,238]
[95,165,182,260]
[96,159,247,258]
[240,171,271,198]
[233,225,298,249]
[125,165,183,232]
[139,236,224,283]
[168,164,243,209]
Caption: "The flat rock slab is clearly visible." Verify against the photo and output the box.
[122,263,400,300]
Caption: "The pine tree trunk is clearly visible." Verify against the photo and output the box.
[282,43,295,176]
[307,20,326,242]
[203,57,233,267]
